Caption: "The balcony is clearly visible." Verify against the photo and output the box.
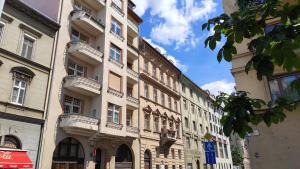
[128,19,138,33]
[160,127,177,148]
[83,0,105,10]
[127,42,139,57]
[127,68,139,81]
[71,10,105,36]
[127,95,139,107]
[126,126,139,138]
[111,2,124,17]
[106,122,123,130]
[68,41,103,65]
[59,114,99,136]
[107,87,124,98]
[64,75,101,96]
[109,58,124,69]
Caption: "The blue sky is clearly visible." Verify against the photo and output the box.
[132,0,235,95]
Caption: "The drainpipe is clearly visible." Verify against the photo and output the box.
[138,38,141,169]
[36,0,64,168]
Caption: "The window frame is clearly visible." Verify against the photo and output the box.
[10,78,27,106]
[64,95,82,114]
[20,34,35,60]
[111,18,122,36]
[107,103,121,124]
[110,44,122,63]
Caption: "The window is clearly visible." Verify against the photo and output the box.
[174,101,177,111]
[126,110,132,126]
[160,71,164,82]
[162,118,167,128]
[190,88,193,97]
[178,150,181,159]
[144,59,149,72]
[64,95,81,114]
[171,149,175,159]
[144,114,151,130]
[167,76,171,86]
[219,142,224,158]
[71,28,89,42]
[153,88,158,102]
[110,44,122,63]
[182,84,185,93]
[156,165,160,169]
[168,96,172,109]
[176,124,180,137]
[194,139,198,149]
[161,92,165,105]
[107,103,121,124]
[184,117,189,128]
[269,73,300,101]
[183,99,187,109]
[193,121,197,131]
[68,60,84,76]
[200,124,203,133]
[108,72,122,92]
[169,121,174,130]
[74,1,92,15]
[198,108,202,117]
[21,35,34,59]
[154,116,159,132]
[187,163,193,169]
[179,165,182,169]
[1,135,21,149]
[224,144,229,159]
[152,66,156,77]
[191,104,195,113]
[172,165,175,169]
[173,79,176,90]
[186,137,191,148]
[144,83,149,98]
[11,79,27,105]
[111,18,122,36]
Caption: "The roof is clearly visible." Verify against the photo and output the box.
[140,38,181,74]
[5,0,60,31]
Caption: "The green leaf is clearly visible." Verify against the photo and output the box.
[209,38,217,50]
[217,48,224,62]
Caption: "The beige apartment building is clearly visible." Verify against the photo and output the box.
[39,0,142,169]
[0,0,59,168]
[180,75,210,169]
[207,96,233,169]
[223,0,300,168]
[139,39,185,169]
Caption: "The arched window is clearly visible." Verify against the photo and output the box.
[115,144,133,169]
[94,148,102,169]
[52,137,84,169]
[0,135,21,149]
[144,150,151,169]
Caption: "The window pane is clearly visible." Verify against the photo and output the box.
[11,88,19,103]
[281,76,299,100]
[17,89,25,104]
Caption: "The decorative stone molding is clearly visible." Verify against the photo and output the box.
[107,87,124,98]
[126,126,139,134]
[111,2,125,17]
[59,114,99,133]
[127,68,139,79]
[127,95,139,105]
[65,75,101,90]
[106,122,123,130]
[110,30,125,41]
[109,58,124,68]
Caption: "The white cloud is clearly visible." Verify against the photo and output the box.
[144,38,188,72]
[201,80,235,95]
[132,0,217,49]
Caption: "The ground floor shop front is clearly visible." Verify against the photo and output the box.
[39,128,139,169]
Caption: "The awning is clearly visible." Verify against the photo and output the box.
[0,149,33,168]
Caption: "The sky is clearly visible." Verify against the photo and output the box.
[132,0,235,96]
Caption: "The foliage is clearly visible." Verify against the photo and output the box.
[203,0,300,138]
[231,145,244,166]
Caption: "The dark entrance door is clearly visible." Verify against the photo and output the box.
[115,144,133,169]
[95,148,101,169]
[144,150,151,169]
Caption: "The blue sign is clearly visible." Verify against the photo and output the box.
[204,141,216,164]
